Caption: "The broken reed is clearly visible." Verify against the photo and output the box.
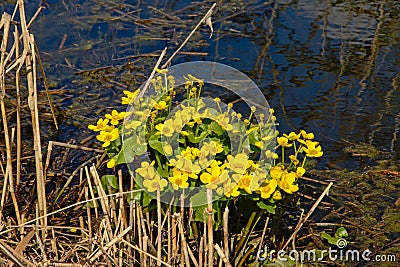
[1,0,60,234]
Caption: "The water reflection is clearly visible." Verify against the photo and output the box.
[2,0,399,168]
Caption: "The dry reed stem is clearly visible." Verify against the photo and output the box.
[87,226,131,264]
[90,166,114,238]
[121,239,173,267]
[137,47,167,99]
[1,15,22,227]
[0,240,35,267]
[223,207,229,260]
[85,166,99,219]
[0,13,13,224]
[34,41,58,129]
[214,244,231,267]
[13,26,22,187]
[257,214,269,255]
[157,187,162,266]
[161,3,216,68]
[7,229,34,267]
[171,213,177,260]
[15,0,47,234]
[282,182,334,250]
[177,213,190,266]
[206,188,213,267]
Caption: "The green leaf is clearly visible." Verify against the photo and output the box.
[320,231,340,245]
[157,165,169,178]
[187,130,209,143]
[248,128,260,144]
[208,121,224,136]
[256,201,276,214]
[142,192,153,207]
[101,175,119,190]
[115,135,143,164]
[335,227,348,238]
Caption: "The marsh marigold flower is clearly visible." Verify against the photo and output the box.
[300,130,314,140]
[272,190,282,200]
[122,89,139,105]
[143,176,168,192]
[154,100,168,110]
[136,161,158,180]
[303,141,323,158]
[237,174,259,194]
[155,119,175,137]
[284,132,301,141]
[96,128,119,147]
[278,171,299,194]
[106,110,126,125]
[227,153,249,174]
[277,136,292,147]
[168,168,189,190]
[269,165,284,180]
[257,179,278,199]
[88,118,110,132]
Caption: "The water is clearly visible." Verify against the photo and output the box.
[2,0,399,169]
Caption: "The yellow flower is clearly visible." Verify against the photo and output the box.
[272,190,282,200]
[143,176,168,192]
[200,141,223,157]
[257,179,278,199]
[107,158,116,168]
[269,166,284,180]
[154,100,168,110]
[88,118,110,132]
[246,127,258,134]
[105,110,126,125]
[169,155,201,175]
[237,174,259,194]
[227,153,249,174]
[300,130,314,140]
[168,169,189,190]
[289,155,299,165]
[214,97,221,103]
[278,171,299,194]
[215,114,233,131]
[125,120,142,129]
[284,132,301,141]
[265,150,278,159]
[296,166,306,177]
[122,89,139,105]
[302,141,323,158]
[136,161,158,180]
[155,119,175,137]
[223,180,240,198]
[155,68,168,74]
[277,136,292,147]
[163,144,173,156]
[96,128,119,147]
[254,141,263,149]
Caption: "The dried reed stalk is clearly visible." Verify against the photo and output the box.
[157,187,162,266]
[17,0,47,234]
[206,189,214,266]
[282,182,334,250]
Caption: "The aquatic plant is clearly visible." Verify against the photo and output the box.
[88,69,324,219]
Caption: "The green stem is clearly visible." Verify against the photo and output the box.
[301,155,307,168]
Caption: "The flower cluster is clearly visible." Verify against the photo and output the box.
[88,69,323,214]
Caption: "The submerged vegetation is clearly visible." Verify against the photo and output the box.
[0,0,399,266]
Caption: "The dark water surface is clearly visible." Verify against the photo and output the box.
[2,0,399,169]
